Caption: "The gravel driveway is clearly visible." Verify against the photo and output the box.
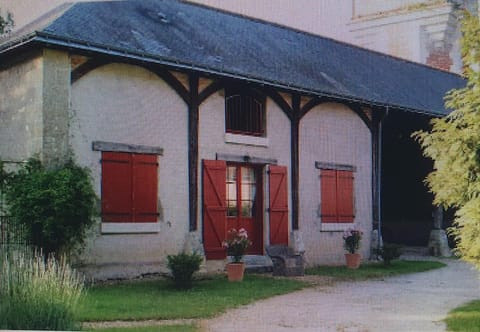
[200,258,480,332]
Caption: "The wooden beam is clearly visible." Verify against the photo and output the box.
[371,108,386,233]
[152,67,190,104]
[188,74,200,232]
[300,97,373,132]
[263,88,294,121]
[71,58,111,83]
[199,80,223,104]
[291,94,301,231]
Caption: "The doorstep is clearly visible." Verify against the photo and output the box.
[242,255,273,273]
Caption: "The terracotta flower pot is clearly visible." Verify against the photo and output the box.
[345,253,361,269]
[226,262,245,281]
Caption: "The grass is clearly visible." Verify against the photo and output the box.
[90,324,197,332]
[306,260,447,281]
[445,300,480,332]
[79,274,306,321]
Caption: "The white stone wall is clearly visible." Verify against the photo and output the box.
[299,103,372,266]
[70,63,189,279]
[0,52,43,162]
[198,89,292,258]
[350,2,462,73]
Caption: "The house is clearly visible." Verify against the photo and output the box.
[0,0,465,279]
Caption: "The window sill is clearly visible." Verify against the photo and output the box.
[320,223,354,232]
[225,133,268,147]
[101,222,160,234]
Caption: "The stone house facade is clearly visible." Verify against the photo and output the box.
[0,0,465,279]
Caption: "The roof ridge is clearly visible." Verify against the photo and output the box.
[181,0,464,79]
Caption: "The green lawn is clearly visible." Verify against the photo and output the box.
[79,275,306,322]
[445,300,480,332]
[89,324,197,332]
[306,260,447,281]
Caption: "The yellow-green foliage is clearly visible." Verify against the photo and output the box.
[415,12,480,269]
[0,248,84,330]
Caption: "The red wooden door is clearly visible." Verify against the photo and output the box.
[203,160,227,259]
[226,164,263,254]
[269,165,289,245]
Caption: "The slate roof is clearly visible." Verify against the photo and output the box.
[0,0,466,116]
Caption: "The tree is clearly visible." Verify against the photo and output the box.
[0,9,14,35]
[415,12,480,269]
[4,159,97,256]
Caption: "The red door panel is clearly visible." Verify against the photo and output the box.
[203,160,227,259]
[269,165,288,245]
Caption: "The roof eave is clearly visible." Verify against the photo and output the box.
[1,31,447,117]
[0,32,39,55]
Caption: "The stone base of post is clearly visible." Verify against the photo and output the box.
[428,229,451,257]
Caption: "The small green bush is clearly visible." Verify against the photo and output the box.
[0,248,84,330]
[375,243,402,266]
[166,252,202,290]
[3,158,97,255]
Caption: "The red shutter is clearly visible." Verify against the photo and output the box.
[269,165,288,245]
[102,152,132,222]
[132,154,158,223]
[320,169,338,223]
[203,160,227,259]
[336,170,354,223]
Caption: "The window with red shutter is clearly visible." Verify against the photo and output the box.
[101,152,158,223]
[320,168,354,223]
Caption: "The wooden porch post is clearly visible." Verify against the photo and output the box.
[188,74,199,231]
[291,94,301,230]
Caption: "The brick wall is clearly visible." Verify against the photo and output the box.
[426,49,453,71]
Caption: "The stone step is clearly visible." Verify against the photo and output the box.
[227,255,273,274]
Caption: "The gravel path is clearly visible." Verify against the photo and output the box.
[200,258,480,332]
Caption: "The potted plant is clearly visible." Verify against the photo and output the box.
[222,228,251,281]
[343,228,363,269]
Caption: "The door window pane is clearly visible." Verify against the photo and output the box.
[227,166,238,217]
[241,167,256,217]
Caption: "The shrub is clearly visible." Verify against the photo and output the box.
[375,243,402,266]
[4,158,97,255]
[167,252,203,289]
[0,248,84,330]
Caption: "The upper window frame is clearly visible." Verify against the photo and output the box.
[225,86,266,137]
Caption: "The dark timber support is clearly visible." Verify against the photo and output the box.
[188,74,200,231]
[291,94,301,230]
[372,108,387,243]
[71,58,111,83]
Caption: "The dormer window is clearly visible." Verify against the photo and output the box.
[225,86,266,136]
